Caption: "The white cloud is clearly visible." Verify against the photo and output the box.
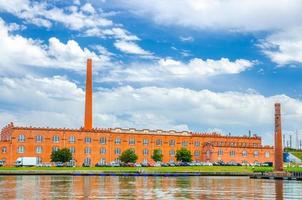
[0,0,112,30]
[81,3,95,14]
[102,57,254,82]
[259,28,302,65]
[0,18,111,74]
[1,79,302,145]
[114,40,153,56]
[115,0,302,32]
[180,36,194,42]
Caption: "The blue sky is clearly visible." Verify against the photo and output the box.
[1,0,302,146]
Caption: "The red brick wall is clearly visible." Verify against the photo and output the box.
[0,127,274,166]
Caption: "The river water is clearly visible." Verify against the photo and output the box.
[0,176,301,199]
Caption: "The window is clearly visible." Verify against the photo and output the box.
[100,158,106,164]
[242,143,246,147]
[194,150,200,156]
[36,146,42,154]
[2,147,7,153]
[182,141,188,147]
[265,151,270,158]
[254,151,259,157]
[18,134,25,142]
[230,150,236,157]
[206,150,211,159]
[218,149,223,156]
[115,138,121,144]
[194,141,200,147]
[143,149,149,155]
[100,147,106,154]
[169,140,175,146]
[53,135,60,143]
[84,157,91,166]
[169,149,175,156]
[100,137,106,144]
[129,138,135,145]
[115,148,121,155]
[156,139,162,146]
[242,150,248,157]
[143,139,149,145]
[69,136,76,143]
[52,146,59,152]
[35,135,43,142]
[85,137,91,143]
[69,147,75,154]
[84,147,91,154]
[17,146,25,153]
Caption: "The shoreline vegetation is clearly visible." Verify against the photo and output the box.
[0,166,301,174]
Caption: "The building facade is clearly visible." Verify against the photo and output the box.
[0,59,274,166]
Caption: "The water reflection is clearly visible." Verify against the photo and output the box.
[0,176,301,199]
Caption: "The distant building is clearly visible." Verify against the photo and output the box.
[0,59,274,166]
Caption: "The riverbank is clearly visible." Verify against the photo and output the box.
[0,166,252,176]
[0,166,300,176]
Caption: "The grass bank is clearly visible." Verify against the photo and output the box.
[0,166,300,173]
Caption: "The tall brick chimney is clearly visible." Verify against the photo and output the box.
[274,103,283,171]
[84,58,93,130]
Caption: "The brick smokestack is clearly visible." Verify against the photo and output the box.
[274,103,283,171]
[84,58,93,130]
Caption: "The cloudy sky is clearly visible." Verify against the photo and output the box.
[1,0,302,145]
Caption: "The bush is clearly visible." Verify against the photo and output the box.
[176,148,192,162]
[51,148,72,163]
[151,149,163,162]
[119,149,138,163]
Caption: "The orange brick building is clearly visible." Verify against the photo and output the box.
[0,59,274,166]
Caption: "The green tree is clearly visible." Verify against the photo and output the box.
[119,149,138,163]
[176,148,192,162]
[151,149,163,162]
[51,148,72,163]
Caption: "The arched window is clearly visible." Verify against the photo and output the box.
[129,138,135,145]
[69,136,76,143]
[84,147,91,154]
[100,147,106,154]
[206,150,211,159]
[84,137,91,143]
[156,139,162,146]
[18,134,25,142]
[254,151,259,157]
[1,147,7,153]
[194,150,200,156]
[52,146,59,152]
[100,137,106,144]
[169,149,175,156]
[115,138,121,144]
[84,157,91,166]
[265,151,270,158]
[194,141,200,147]
[169,140,175,146]
[230,150,236,157]
[17,146,25,153]
[53,135,60,143]
[182,141,188,147]
[143,149,149,155]
[35,135,43,142]
[69,147,75,154]
[218,149,223,156]
[143,139,149,145]
[36,146,42,154]
[115,148,121,155]
[242,150,248,157]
